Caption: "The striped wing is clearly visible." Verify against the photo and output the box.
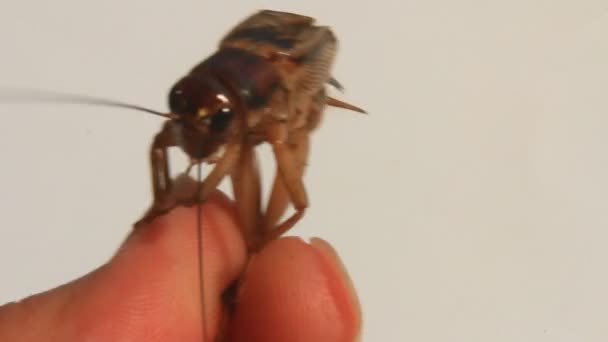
[220,10,338,96]
[220,10,315,53]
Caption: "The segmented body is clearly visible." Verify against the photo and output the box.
[190,10,337,140]
[137,10,363,250]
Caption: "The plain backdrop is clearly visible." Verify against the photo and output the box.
[1,1,607,341]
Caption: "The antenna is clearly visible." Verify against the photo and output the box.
[0,87,175,119]
[196,164,209,340]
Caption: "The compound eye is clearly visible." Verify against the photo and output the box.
[168,86,190,114]
[209,107,234,132]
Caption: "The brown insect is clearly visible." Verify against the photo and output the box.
[134,9,365,252]
[1,9,364,341]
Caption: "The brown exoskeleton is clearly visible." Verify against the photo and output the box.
[134,10,365,252]
[0,9,364,341]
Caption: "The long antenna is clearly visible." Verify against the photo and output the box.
[0,87,174,119]
[196,163,209,340]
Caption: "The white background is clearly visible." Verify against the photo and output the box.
[1,1,608,341]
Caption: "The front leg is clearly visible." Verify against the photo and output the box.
[192,143,242,204]
[135,140,242,227]
[134,122,178,227]
[168,142,243,211]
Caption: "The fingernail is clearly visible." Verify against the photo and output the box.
[310,238,362,342]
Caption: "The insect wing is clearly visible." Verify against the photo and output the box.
[219,10,314,52]
[221,10,338,102]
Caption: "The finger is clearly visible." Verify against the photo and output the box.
[0,191,248,342]
[226,237,362,342]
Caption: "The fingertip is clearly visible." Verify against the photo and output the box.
[107,191,247,340]
[20,192,248,341]
[227,237,361,342]
[309,237,362,339]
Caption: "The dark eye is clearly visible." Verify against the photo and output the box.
[169,87,189,114]
[209,107,234,132]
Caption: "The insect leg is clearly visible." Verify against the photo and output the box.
[194,143,242,203]
[150,123,176,198]
[262,130,310,233]
[134,122,178,227]
[229,142,262,244]
[251,123,309,251]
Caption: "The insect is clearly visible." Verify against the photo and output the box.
[2,9,364,340]
[134,9,365,252]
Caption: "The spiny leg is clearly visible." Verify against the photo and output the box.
[262,88,325,234]
[251,123,309,251]
[262,130,310,234]
[229,142,263,245]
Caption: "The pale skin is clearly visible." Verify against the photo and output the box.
[0,192,361,342]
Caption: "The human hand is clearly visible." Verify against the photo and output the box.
[0,192,361,341]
